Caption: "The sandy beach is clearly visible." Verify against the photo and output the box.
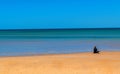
[0,51,120,74]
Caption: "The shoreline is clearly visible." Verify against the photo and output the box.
[0,50,119,58]
[0,51,90,57]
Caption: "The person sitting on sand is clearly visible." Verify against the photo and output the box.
[93,46,100,54]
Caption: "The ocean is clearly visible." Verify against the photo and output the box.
[0,28,120,56]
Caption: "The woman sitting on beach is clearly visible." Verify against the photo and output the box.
[93,46,100,54]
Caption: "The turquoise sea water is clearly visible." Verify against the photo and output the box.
[0,29,120,56]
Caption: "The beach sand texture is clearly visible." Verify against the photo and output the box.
[0,52,120,74]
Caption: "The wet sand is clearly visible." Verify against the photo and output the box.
[0,51,120,74]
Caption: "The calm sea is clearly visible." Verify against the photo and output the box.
[0,29,120,56]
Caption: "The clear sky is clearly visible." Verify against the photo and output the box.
[0,0,120,29]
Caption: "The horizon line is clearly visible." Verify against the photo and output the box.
[0,27,120,31]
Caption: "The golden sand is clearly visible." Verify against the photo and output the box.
[0,51,120,74]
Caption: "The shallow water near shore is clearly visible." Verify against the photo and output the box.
[0,29,120,56]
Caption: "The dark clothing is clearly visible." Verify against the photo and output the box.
[93,46,99,54]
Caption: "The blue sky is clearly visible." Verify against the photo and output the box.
[0,0,120,29]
